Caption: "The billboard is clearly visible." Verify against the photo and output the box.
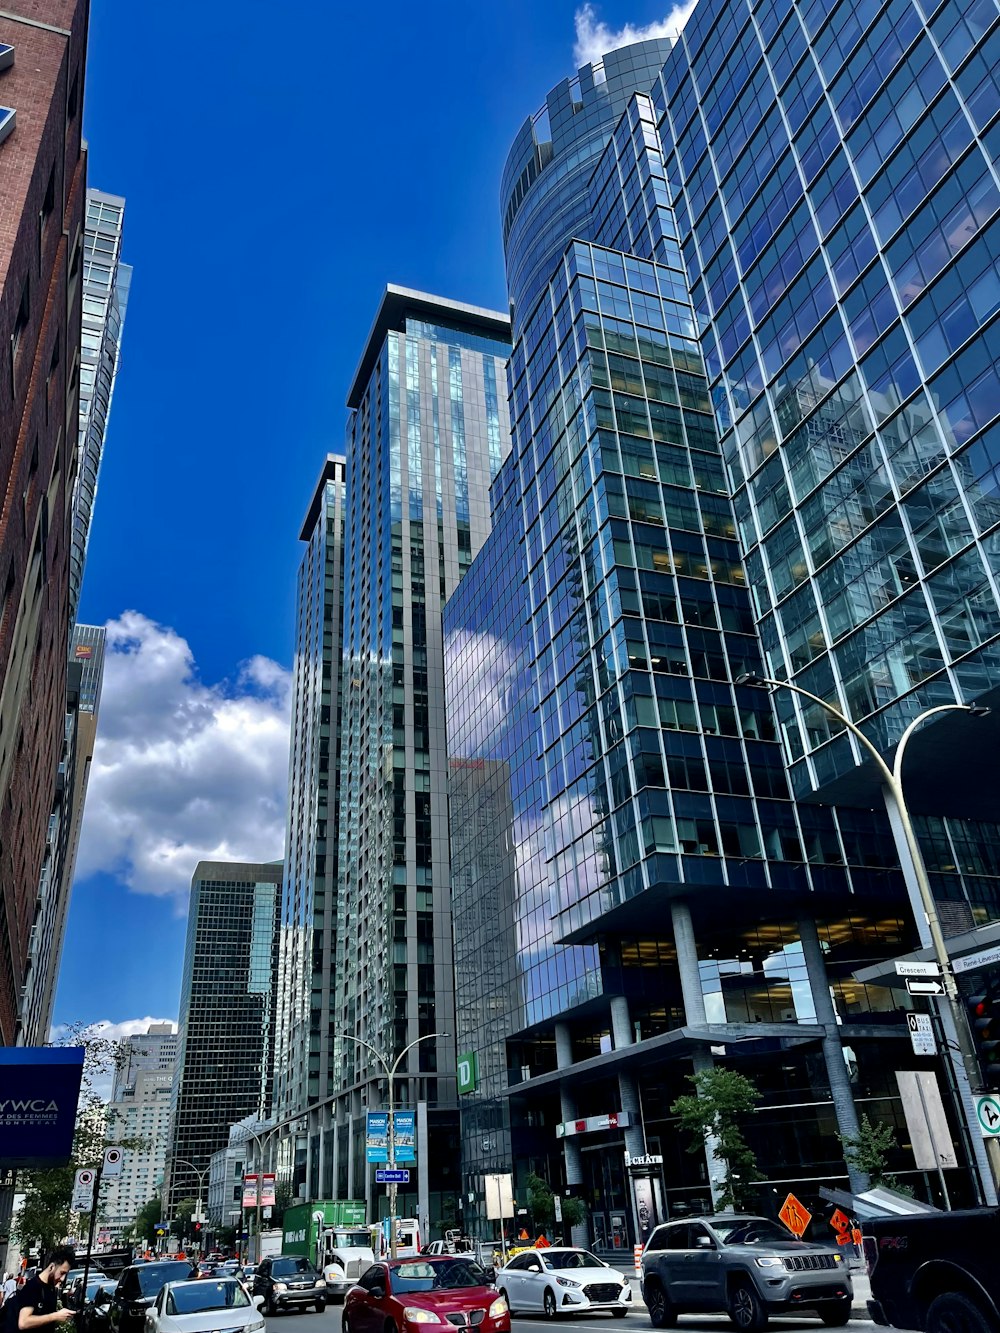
[366,1111,416,1163]
[0,1047,84,1167]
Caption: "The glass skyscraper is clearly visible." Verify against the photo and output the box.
[275,456,346,1196]
[166,860,282,1213]
[72,188,130,623]
[446,2,1000,1242]
[329,287,510,1230]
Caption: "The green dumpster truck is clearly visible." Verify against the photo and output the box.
[282,1201,367,1263]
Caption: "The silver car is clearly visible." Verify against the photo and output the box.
[641,1215,853,1331]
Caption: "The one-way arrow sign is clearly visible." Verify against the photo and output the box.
[906,978,944,995]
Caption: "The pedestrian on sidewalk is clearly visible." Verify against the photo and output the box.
[3,1248,76,1333]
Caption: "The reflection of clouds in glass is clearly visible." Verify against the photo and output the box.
[547,789,609,915]
[445,628,519,757]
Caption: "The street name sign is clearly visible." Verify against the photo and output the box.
[975,1094,1000,1137]
[907,1013,936,1056]
[954,945,1000,975]
[906,978,944,995]
[895,960,941,977]
[375,1169,410,1183]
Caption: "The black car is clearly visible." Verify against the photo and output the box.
[77,1278,116,1333]
[106,1261,197,1333]
[252,1255,327,1314]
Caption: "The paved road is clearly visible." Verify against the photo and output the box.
[266,1307,919,1333]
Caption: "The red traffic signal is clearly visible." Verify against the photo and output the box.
[967,989,1000,1084]
[194,1222,202,1232]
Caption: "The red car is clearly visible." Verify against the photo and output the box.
[343,1256,510,1333]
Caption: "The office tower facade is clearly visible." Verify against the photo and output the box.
[0,0,89,1047]
[166,861,282,1212]
[446,14,1000,1241]
[274,456,346,1194]
[103,1023,178,1239]
[326,288,510,1230]
[70,189,130,623]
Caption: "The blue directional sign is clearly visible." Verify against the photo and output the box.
[375,1169,410,1183]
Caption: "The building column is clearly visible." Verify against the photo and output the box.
[555,1023,587,1247]
[670,900,723,1207]
[331,1108,341,1202]
[798,916,868,1193]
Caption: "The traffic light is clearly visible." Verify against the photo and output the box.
[967,985,1000,1085]
[194,1222,202,1233]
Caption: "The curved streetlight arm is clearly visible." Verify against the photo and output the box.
[892,703,979,785]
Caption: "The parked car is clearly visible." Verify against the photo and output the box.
[240,1266,257,1289]
[67,1273,108,1310]
[865,1207,1000,1333]
[77,1278,116,1333]
[251,1255,327,1315]
[342,1256,509,1333]
[640,1216,852,1332]
[106,1261,198,1333]
[144,1279,264,1333]
[498,1247,633,1318]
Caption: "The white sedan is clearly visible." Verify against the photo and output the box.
[497,1247,633,1317]
[145,1279,265,1333]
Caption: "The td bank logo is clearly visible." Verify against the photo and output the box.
[457,1052,478,1095]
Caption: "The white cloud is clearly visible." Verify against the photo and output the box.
[573,2,697,66]
[76,611,291,903]
[444,628,519,758]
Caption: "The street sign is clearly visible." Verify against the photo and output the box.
[375,1169,410,1184]
[778,1192,812,1238]
[907,1013,936,1056]
[906,978,944,996]
[102,1146,124,1178]
[895,960,941,978]
[955,945,1000,975]
[975,1094,1000,1136]
[72,1168,96,1212]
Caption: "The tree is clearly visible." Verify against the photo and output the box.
[838,1113,914,1195]
[671,1067,763,1211]
[560,1196,587,1229]
[525,1173,555,1230]
[14,1023,149,1257]
[129,1196,162,1245]
[269,1179,294,1229]
[172,1198,196,1234]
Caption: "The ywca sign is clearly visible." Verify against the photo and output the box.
[0,1047,85,1167]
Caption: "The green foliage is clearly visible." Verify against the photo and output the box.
[269,1179,294,1229]
[671,1067,763,1211]
[838,1114,914,1195]
[560,1196,587,1228]
[172,1198,196,1233]
[524,1173,555,1230]
[129,1196,163,1245]
[14,1023,150,1257]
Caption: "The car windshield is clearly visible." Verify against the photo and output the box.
[391,1260,490,1292]
[335,1232,371,1248]
[167,1282,250,1315]
[712,1219,793,1246]
[137,1264,194,1296]
[542,1251,603,1270]
[271,1259,317,1278]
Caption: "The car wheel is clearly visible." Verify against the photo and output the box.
[264,1294,278,1317]
[613,1307,628,1319]
[341,1315,350,1333]
[926,1292,994,1333]
[818,1298,852,1327]
[498,1289,511,1314]
[645,1282,677,1330]
[728,1282,768,1333]
[384,1321,398,1333]
[543,1289,558,1319]
[316,1305,326,1315]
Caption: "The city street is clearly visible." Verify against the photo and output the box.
[265,1310,919,1333]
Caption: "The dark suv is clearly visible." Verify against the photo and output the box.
[252,1255,327,1314]
[641,1216,853,1331]
[106,1261,196,1333]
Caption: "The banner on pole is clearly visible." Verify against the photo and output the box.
[261,1173,276,1207]
[366,1112,388,1163]
[394,1111,415,1163]
[242,1173,258,1207]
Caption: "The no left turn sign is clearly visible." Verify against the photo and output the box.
[975,1094,1000,1136]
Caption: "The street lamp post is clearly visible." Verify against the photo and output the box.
[338,1032,447,1259]
[737,672,997,1204]
[172,1158,209,1253]
[242,1126,281,1261]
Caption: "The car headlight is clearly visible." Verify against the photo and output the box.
[488,1297,508,1318]
[755,1257,785,1269]
[247,1321,266,1332]
[315,1279,326,1287]
[273,1282,288,1291]
[555,1277,581,1288]
[402,1308,440,1323]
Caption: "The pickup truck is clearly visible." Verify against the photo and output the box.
[866,1208,1000,1333]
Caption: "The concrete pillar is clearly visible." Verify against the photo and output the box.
[611,994,633,1050]
[555,1024,587,1246]
[670,900,723,1208]
[417,1101,430,1242]
[331,1108,340,1201]
[316,1110,326,1201]
[798,916,868,1193]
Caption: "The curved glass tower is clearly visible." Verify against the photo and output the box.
[501,39,672,332]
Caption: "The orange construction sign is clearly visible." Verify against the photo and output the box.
[829,1208,851,1237]
[778,1192,812,1238]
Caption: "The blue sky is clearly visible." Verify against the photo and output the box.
[54,0,691,1033]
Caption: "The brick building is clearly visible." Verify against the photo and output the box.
[0,0,89,1044]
